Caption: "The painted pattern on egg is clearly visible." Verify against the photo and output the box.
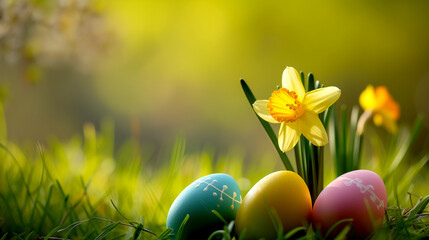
[339,176,384,210]
[195,177,242,210]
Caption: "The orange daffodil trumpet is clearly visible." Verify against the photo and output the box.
[252,66,341,152]
[357,85,400,135]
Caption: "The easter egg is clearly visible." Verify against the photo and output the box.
[166,173,242,239]
[235,171,312,239]
[312,170,387,238]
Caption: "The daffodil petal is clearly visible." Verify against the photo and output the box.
[359,85,377,111]
[375,86,400,120]
[382,116,398,133]
[374,110,398,133]
[253,100,279,123]
[303,87,341,114]
[278,122,300,152]
[298,113,328,146]
[282,66,305,101]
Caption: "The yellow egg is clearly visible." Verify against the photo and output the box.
[235,171,312,239]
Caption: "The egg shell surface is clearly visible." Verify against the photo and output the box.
[312,170,387,238]
[166,173,242,239]
[235,171,312,240]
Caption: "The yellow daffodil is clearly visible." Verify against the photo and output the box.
[357,85,400,134]
[252,66,341,152]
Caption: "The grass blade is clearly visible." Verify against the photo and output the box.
[30,145,46,226]
[348,106,360,170]
[38,185,54,232]
[175,214,189,240]
[324,218,353,239]
[0,233,7,240]
[406,195,429,223]
[208,230,224,240]
[340,105,348,173]
[158,228,173,239]
[262,196,283,237]
[387,115,424,174]
[12,233,25,240]
[212,210,228,225]
[284,226,306,239]
[333,225,351,240]
[110,199,131,224]
[43,226,62,240]
[94,222,121,240]
[24,232,35,240]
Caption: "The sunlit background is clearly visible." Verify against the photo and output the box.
[1,1,429,237]
[1,0,429,159]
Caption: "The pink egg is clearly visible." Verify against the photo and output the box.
[312,170,387,238]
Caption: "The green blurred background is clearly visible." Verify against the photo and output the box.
[1,0,429,158]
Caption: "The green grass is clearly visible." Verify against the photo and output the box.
[0,109,428,239]
[0,119,279,239]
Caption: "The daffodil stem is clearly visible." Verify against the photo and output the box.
[300,136,311,186]
[309,144,318,204]
[240,79,295,172]
[294,145,303,177]
[315,146,324,199]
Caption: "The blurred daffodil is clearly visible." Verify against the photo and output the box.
[252,66,341,152]
[357,85,400,135]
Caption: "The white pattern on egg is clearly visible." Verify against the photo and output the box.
[195,177,242,209]
[339,177,385,210]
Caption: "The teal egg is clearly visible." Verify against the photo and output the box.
[166,173,242,239]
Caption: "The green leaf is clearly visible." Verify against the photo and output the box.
[323,104,334,128]
[315,80,321,90]
[300,71,306,89]
[240,79,294,172]
[307,73,315,91]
